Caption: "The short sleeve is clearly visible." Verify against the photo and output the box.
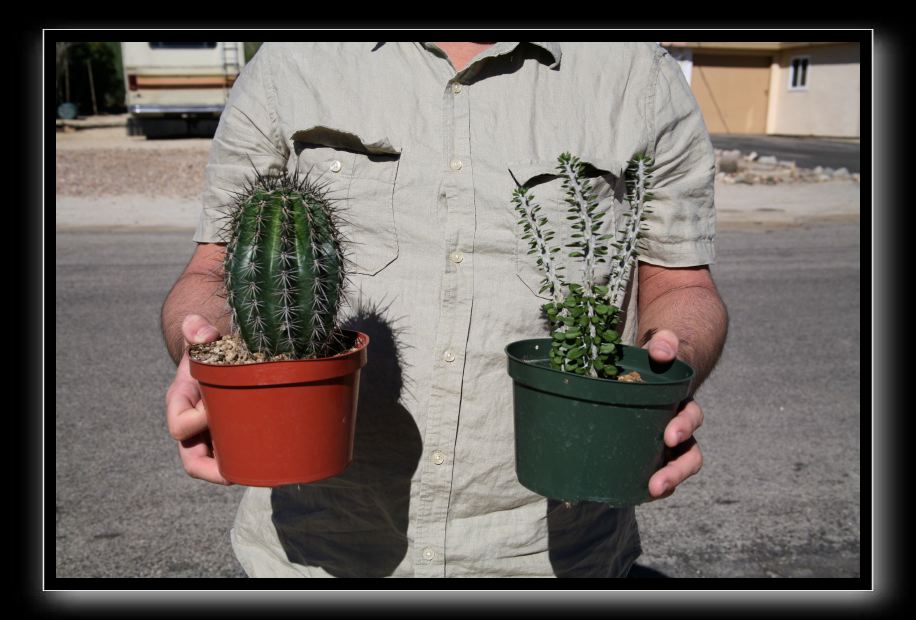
[639,48,717,267]
[193,45,290,243]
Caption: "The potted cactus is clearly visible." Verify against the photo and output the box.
[505,152,694,506]
[188,169,368,487]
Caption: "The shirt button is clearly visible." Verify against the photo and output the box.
[329,160,342,173]
[449,251,464,264]
[450,158,463,171]
[422,547,435,561]
[432,450,446,465]
[443,350,456,363]
[451,83,462,94]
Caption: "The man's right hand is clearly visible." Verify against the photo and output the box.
[165,314,233,485]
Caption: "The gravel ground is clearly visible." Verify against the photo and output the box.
[56,127,211,199]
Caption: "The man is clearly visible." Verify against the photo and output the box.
[162,42,728,577]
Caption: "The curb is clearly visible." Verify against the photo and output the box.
[56,116,129,131]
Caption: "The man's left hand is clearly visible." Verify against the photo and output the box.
[643,329,704,499]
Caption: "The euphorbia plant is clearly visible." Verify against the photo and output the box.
[511,152,654,378]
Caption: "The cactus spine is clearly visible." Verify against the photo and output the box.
[221,169,346,359]
[512,152,653,378]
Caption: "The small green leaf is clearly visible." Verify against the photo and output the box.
[567,346,586,360]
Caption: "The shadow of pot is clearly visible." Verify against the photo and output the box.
[506,339,693,506]
[189,330,369,487]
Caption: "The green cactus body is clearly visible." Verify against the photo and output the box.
[223,171,345,359]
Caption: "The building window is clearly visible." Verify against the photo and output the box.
[789,56,810,90]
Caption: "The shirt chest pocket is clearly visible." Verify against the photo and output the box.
[507,158,627,300]
[291,127,401,276]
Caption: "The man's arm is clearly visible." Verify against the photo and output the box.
[161,243,229,365]
[637,261,728,392]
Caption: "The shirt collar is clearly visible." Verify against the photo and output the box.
[404,42,562,69]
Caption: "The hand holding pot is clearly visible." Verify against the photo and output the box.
[165,314,233,486]
[644,329,704,499]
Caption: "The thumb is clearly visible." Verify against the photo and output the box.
[181,314,221,345]
[645,329,679,363]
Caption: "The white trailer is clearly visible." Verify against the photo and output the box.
[120,41,246,138]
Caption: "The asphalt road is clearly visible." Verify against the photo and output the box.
[710,134,861,173]
[54,222,861,579]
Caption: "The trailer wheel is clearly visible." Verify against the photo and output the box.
[140,119,189,139]
[126,117,144,136]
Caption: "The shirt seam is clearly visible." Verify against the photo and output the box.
[258,44,287,156]
[647,44,664,161]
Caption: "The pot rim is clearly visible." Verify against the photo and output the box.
[506,339,692,384]
[189,329,369,387]
[506,338,693,406]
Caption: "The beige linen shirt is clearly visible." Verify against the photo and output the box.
[194,42,716,578]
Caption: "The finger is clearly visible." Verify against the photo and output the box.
[648,438,703,498]
[179,432,232,485]
[165,354,210,441]
[664,399,704,447]
[645,329,679,363]
[182,313,221,344]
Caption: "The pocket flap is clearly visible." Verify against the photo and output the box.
[508,157,626,189]
[291,126,401,156]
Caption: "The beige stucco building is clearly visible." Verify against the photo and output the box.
[660,42,860,138]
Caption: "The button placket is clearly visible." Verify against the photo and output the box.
[414,70,475,578]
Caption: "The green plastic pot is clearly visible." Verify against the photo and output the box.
[505,339,694,506]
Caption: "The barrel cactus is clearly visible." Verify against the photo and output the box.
[218,168,347,359]
[511,152,653,378]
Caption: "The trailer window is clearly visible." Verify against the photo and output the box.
[149,42,217,49]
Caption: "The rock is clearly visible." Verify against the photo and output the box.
[851,173,860,183]
[777,160,797,170]
[745,151,759,162]
[833,167,850,177]
[757,155,778,167]
[717,155,740,174]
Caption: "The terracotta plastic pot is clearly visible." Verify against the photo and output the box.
[189,330,369,487]
[506,339,693,506]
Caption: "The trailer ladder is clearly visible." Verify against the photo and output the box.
[221,42,241,100]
